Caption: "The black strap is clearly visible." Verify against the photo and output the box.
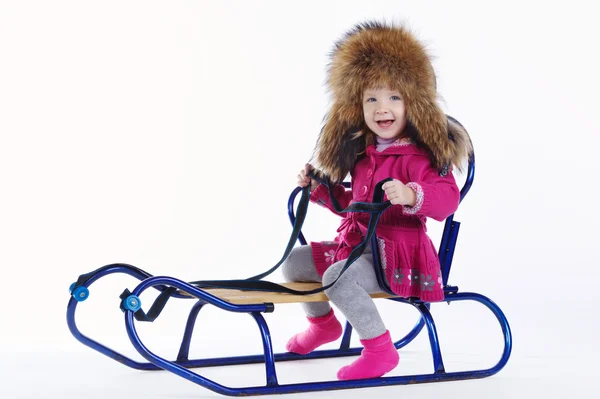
[135,176,391,321]
[120,287,178,322]
[111,184,313,322]
[187,176,392,294]
[127,176,392,321]
[189,211,383,295]
[71,173,392,322]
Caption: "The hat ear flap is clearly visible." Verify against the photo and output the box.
[405,96,452,168]
[446,116,474,173]
[315,102,364,183]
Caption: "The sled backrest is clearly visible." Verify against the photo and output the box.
[435,116,475,286]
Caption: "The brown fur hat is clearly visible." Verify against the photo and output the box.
[312,21,473,183]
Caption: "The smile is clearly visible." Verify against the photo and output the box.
[376,120,394,129]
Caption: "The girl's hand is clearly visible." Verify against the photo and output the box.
[382,179,416,206]
[297,164,319,192]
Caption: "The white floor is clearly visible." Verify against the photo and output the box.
[4,294,597,399]
[2,341,593,399]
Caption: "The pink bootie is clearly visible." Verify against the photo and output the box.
[337,330,399,380]
[286,309,343,355]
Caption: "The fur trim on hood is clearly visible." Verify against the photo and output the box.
[312,21,473,183]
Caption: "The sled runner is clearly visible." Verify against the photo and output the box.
[67,123,512,396]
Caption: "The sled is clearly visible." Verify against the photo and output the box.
[67,123,512,396]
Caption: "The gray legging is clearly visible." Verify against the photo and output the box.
[281,245,387,340]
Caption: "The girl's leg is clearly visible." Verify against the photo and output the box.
[281,246,342,354]
[322,255,399,380]
[321,254,386,339]
[281,245,330,317]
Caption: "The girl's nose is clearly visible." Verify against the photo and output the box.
[376,109,390,115]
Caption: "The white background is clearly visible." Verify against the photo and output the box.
[1,1,598,398]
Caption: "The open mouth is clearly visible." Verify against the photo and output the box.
[376,120,394,128]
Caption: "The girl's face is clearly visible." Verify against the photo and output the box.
[362,87,407,140]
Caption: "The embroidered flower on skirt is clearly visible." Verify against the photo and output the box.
[324,249,336,264]
[420,273,435,291]
[393,269,404,283]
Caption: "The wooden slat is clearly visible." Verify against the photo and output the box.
[181,282,396,305]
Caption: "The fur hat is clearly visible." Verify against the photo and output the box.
[312,21,473,183]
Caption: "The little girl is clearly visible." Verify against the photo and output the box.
[281,21,472,380]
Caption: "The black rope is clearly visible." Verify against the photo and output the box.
[136,175,391,321]
[71,172,393,322]
[187,175,392,294]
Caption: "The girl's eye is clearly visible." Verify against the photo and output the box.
[391,95,402,101]
[366,97,376,103]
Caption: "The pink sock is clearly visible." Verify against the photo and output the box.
[337,330,399,380]
[286,309,343,355]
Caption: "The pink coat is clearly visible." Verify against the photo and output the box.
[309,139,460,302]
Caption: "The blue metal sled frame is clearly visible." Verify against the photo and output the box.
[67,153,512,396]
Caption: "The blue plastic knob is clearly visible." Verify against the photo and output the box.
[72,286,89,302]
[124,295,142,312]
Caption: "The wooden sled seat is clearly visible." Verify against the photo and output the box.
[194,282,397,305]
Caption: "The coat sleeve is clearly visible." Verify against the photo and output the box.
[402,156,461,221]
[309,183,353,218]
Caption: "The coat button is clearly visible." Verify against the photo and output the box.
[366,169,373,178]
[360,185,368,195]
